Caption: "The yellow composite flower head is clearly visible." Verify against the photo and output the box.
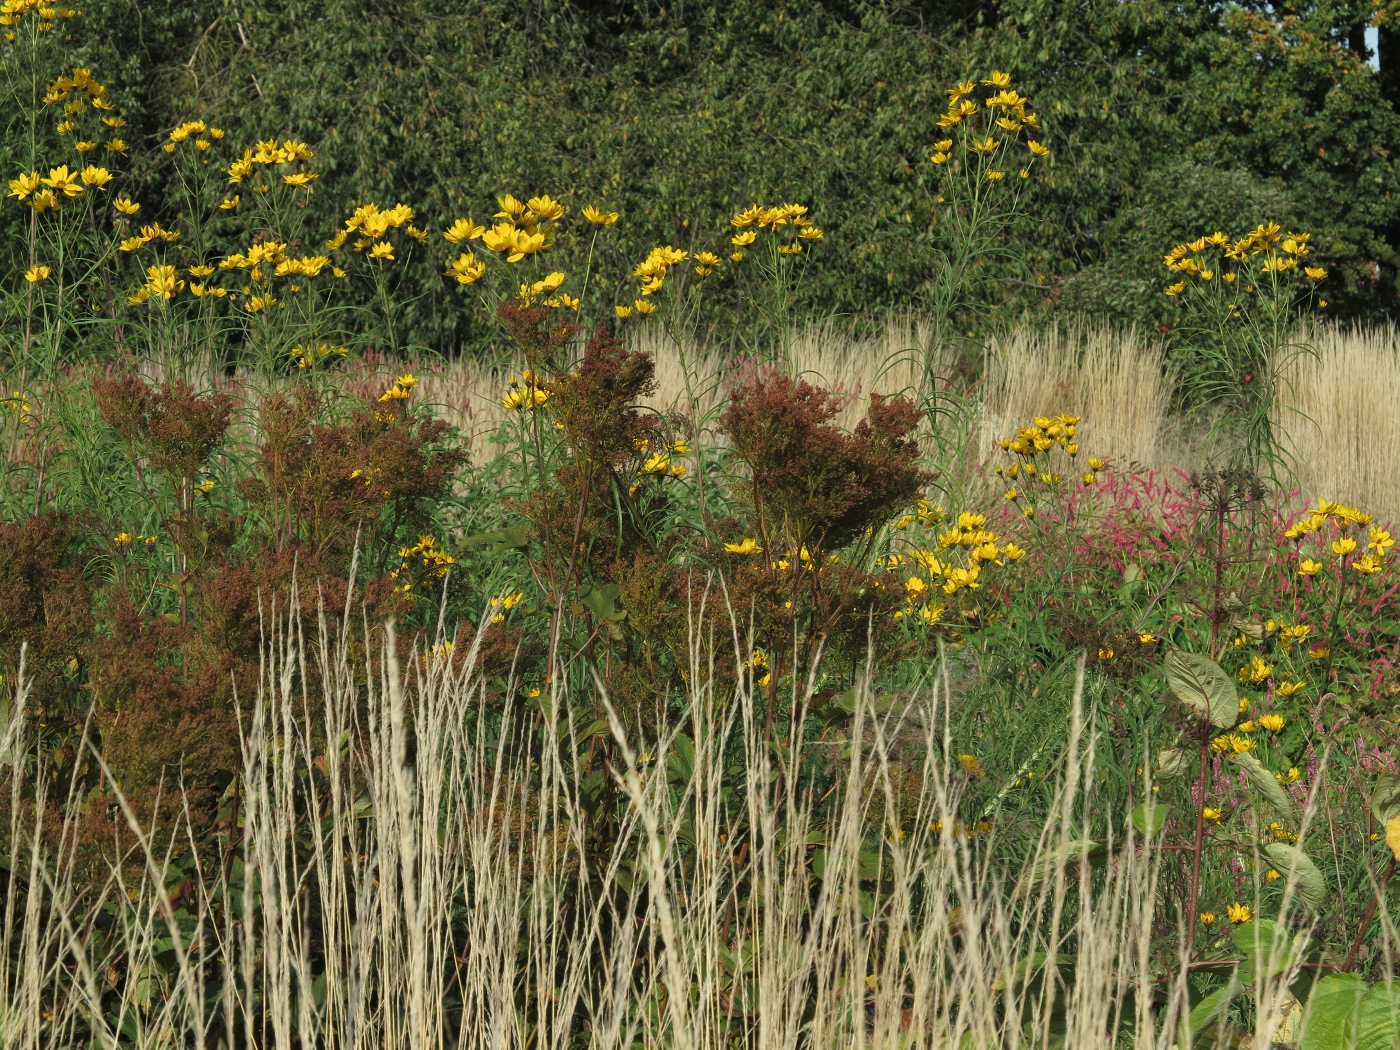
[526,194,565,221]
[1353,553,1385,575]
[444,217,485,243]
[140,263,184,301]
[582,204,620,226]
[494,193,528,221]
[731,204,764,228]
[24,265,51,282]
[981,70,1012,88]
[502,371,550,411]
[724,538,762,555]
[1227,903,1251,925]
[79,164,112,189]
[7,171,41,201]
[445,251,486,285]
[41,164,83,199]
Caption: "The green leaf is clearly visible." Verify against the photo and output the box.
[1132,801,1169,837]
[1301,973,1367,1050]
[1155,747,1191,780]
[579,582,624,622]
[667,733,696,782]
[1163,650,1238,728]
[1178,977,1240,1049]
[458,521,532,549]
[1231,919,1307,983]
[1232,750,1293,813]
[1354,982,1400,1050]
[1265,843,1329,911]
[1370,774,1400,825]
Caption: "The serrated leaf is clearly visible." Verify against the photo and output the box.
[1231,617,1264,641]
[1232,919,1308,983]
[1232,750,1294,813]
[1353,981,1400,1050]
[1164,650,1239,728]
[1301,973,1367,1050]
[1156,747,1190,780]
[1266,843,1328,911]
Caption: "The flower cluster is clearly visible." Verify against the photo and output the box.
[479,194,563,264]
[634,438,690,483]
[516,270,577,310]
[616,245,688,317]
[327,202,425,261]
[2,0,80,37]
[163,119,226,155]
[995,413,1102,517]
[445,251,487,286]
[216,240,338,312]
[111,530,159,548]
[226,138,318,197]
[893,497,944,531]
[889,509,1028,606]
[8,164,114,213]
[501,370,550,411]
[1163,224,1326,298]
[372,373,418,423]
[1,389,33,425]
[44,66,127,156]
[117,219,180,253]
[729,202,822,260]
[930,71,1048,181]
[488,591,524,625]
[289,343,349,370]
[127,264,184,305]
[388,534,455,596]
[1286,498,1389,577]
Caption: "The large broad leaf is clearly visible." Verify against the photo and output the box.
[1354,982,1400,1050]
[1370,773,1400,825]
[1164,651,1238,728]
[1178,977,1240,1049]
[1233,751,1294,814]
[1266,843,1329,911]
[1301,973,1367,1050]
[1156,747,1191,781]
[1232,919,1309,984]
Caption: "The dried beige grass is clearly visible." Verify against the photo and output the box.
[1275,324,1400,525]
[128,320,1400,526]
[979,324,1176,473]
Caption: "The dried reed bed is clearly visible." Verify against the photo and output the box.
[1275,325,1400,526]
[0,606,1327,1048]
[119,320,1396,521]
[979,325,1176,474]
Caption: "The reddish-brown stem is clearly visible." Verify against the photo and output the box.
[1343,855,1396,973]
